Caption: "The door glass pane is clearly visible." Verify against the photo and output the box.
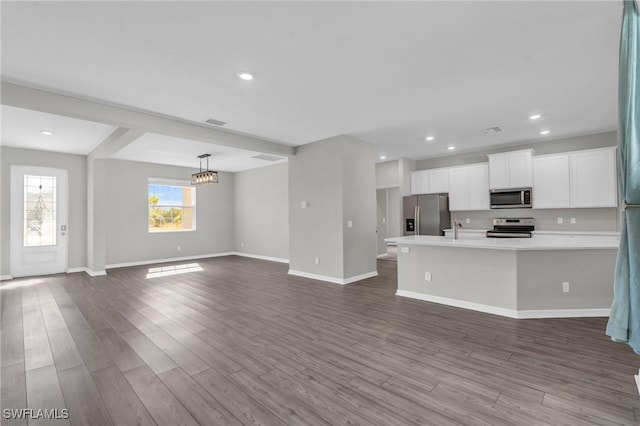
[23,175,56,247]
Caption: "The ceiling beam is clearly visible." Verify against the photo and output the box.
[1,82,295,157]
[88,127,145,160]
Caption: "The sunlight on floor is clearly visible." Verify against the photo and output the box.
[0,278,44,290]
[146,263,203,279]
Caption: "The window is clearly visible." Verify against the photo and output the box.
[148,179,195,232]
[24,175,57,246]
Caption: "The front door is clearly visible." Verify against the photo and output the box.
[10,166,68,277]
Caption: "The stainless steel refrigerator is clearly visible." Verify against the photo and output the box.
[403,194,450,236]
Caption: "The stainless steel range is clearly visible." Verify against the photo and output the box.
[486,218,534,238]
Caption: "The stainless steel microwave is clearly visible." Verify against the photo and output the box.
[489,187,532,209]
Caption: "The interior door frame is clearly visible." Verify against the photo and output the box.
[10,165,69,277]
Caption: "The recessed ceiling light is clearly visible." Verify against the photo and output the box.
[379,155,387,160]
[40,130,54,136]
[425,136,435,141]
[529,114,542,120]
[539,130,550,135]
[237,72,254,81]
[447,146,455,151]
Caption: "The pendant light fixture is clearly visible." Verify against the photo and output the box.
[191,154,218,185]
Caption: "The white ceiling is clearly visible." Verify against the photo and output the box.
[0,1,621,164]
[112,133,287,172]
[0,105,116,155]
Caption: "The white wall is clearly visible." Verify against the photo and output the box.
[289,135,377,281]
[104,159,234,266]
[1,147,87,276]
[234,162,289,261]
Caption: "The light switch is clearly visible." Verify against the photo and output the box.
[557,217,563,224]
[301,201,308,209]
[347,220,353,228]
[400,247,410,253]
[571,218,576,224]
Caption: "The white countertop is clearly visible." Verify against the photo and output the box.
[385,234,619,251]
[442,228,620,237]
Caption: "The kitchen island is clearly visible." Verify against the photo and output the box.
[386,233,619,319]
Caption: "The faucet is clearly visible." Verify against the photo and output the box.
[453,220,462,240]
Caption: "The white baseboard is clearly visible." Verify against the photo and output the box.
[86,269,107,277]
[66,267,87,274]
[106,252,235,270]
[396,290,519,318]
[231,252,289,263]
[395,290,610,319]
[0,275,13,281]
[515,308,610,319]
[288,269,378,285]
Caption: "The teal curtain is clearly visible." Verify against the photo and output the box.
[606,0,640,354]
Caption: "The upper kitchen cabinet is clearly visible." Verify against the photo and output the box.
[410,170,429,194]
[533,154,571,209]
[570,147,617,208]
[410,167,449,195]
[487,149,533,189]
[533,147,617,209]
[448,163,490,211]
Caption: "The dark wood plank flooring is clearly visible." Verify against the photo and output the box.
[1,256,639,425]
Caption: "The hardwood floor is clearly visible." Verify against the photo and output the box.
[1,256,639,425]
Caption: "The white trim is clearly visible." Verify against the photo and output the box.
[288,269,378,285]
[377,253,388,258]
[395,290,610,319]
[106,252,235,269]
[86,269,107,277]
[515,308,610,319]
[396,290,518,318]
[0,275,14,281]
[231,252,289,264]
[66,267,86,274]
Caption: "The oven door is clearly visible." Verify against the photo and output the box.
[490,188,532,209]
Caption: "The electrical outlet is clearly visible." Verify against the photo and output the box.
[563,281,570,293]
[314,257,319,265]
[557,217,563,224]
[301,201,308,209]
[425,272,432,281]
[400,247,409,253]
[240,242,244,248]
[382,218,386,224]
[466,218,471,224]
[177,245,181,252]
[571,218,576,224]
[347,220,353,228]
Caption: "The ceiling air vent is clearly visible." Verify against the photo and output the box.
[252,154,286,162]
[484,126,503,134]
[205,118,227,126]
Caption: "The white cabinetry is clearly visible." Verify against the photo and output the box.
[448,163,490,211]
[570,147,617,208]
[410,168,449,194]
[533,154,571,208]
[533,147,617,209]
[410,170,429,195]
[488,149,533,189]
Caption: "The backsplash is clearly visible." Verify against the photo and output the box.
[451,207,620,232]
